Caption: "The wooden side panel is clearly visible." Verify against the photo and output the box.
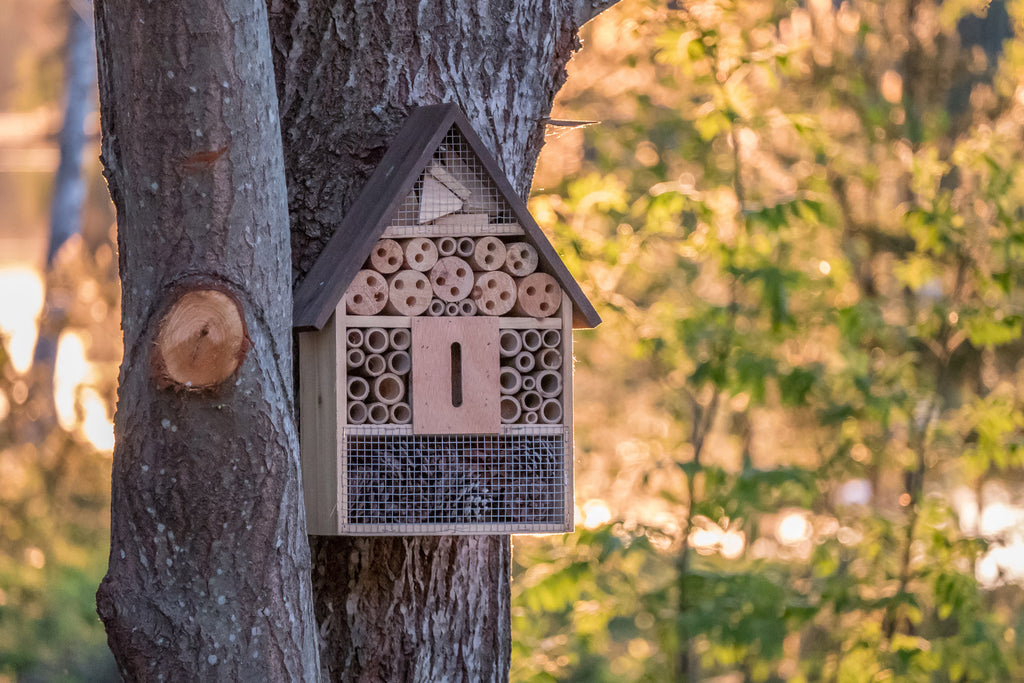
[561,294,574,530]
[411,317,500,434]
[334,308,347,533]
[298,314,339,535]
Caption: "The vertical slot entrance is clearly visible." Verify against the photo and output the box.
[451,342,463,407]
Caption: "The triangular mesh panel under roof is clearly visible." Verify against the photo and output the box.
[383,126,524,237]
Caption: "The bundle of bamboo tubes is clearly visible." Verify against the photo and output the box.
[498,328,563,425]
[345,237,562,318]
[345,326,412,425]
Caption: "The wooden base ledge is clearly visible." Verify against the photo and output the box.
[153,288,249,390]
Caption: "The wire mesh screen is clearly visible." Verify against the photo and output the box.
[341,425,570,534]
[384,126,525,238]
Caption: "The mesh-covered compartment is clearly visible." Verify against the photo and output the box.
[384,126,524,238]
[341,426,570,534]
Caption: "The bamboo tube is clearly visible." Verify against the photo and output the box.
[347,376,370,401]
[521,375,536,391]
[430,256,475,302]
[386,350,411,375]
[470,236,506,271]
[383,270,431,316]
[389,327,411,351]
[520,328,542,352]
[445,302,460,316]
[367,238,403,274]
[536,348,561,370]
[347,401,368,425]
[500,396,521,424]
[389,402,412,425]
[542,329,561,348]
[373,373,405,405]
[522,410,539,425]
[402,237,438,272]
[436,236,457,256]
[345,270,388,315]
[503,242,538,276]
[456,236,475,258]
[499,329,522,357]
[366,402,389,424]
[513,273,561,318]
[346,328,364,348]
[513,351,535,373]
[539,398,562,424]
[346,347,365,370]
[459,299,478,316]
[427,298,446,316]
[362,327,389,354]
[363,353,386,377]
[499,366,522,395]
[536,370,562,398]
[471,271,516,316]
[519,390,542,411]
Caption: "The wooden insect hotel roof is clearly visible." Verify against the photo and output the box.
[292,103,601,332]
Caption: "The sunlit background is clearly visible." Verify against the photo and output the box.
[4,0,1024,680]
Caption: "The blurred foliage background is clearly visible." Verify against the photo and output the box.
[519,0,1024,680]
[2,0,1024,681]
[0,1,119,680]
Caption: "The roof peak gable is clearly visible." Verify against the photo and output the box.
[293,103,600,331]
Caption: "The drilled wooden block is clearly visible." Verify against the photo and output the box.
[402,237,439,272]
[345,270,388,315]
[503,242,538,277]
[384,270,432,316]
[513,273,561,318]
[471,271,516,316]
[429,256,475,302]
[368,238,404,274]
[471,236,507,271]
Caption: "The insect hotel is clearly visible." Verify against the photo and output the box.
[293,104,600,535]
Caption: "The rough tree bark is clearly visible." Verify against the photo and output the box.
[93,0,319,678]
[268,1,614,679]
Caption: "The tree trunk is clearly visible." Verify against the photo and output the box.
[267,1,611,678]
[93,0,319,678]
